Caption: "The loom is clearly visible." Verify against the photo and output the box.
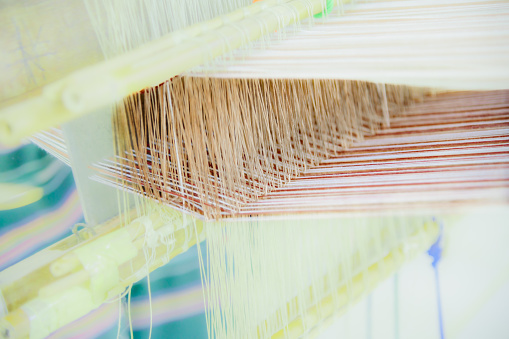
[0,0,508,338]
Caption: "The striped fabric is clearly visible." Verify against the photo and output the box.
[0,144,80,270]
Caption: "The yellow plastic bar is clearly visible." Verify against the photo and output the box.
[0,208,204,339]
[0,0,331,146]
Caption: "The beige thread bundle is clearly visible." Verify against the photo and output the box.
[108,77,422,218]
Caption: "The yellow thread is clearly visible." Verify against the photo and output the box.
[147,272,153,339]
[128,284,133,339]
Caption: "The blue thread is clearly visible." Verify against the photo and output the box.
[427,221,445,339]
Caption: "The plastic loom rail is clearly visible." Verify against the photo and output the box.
[0,0,336,146]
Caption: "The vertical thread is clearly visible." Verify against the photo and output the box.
[433,264,445,339]
[428,221,444,339]
[116,297,122,339]
[366,294,372,339]
[128,284,134,339]
[394,274,399,339]
[147,272,153,339]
